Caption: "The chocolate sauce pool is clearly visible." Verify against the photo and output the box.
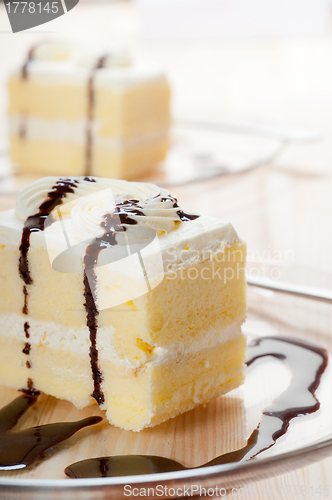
[0,394,102,471]
[65,336,328,478]
[21,47,36,81]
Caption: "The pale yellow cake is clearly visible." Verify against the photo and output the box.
[0,177,246,431]
[8,42,170,179]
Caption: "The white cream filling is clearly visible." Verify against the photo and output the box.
[0,313,244,369]
[145,321,244,366]
[9,115,168,149]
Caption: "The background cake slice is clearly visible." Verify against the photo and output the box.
[0,177,246,431]
[8,42,170,180]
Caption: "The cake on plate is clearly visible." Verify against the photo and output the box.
[0,177,246,431]
[8,42,170,180]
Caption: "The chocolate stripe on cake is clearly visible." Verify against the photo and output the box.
[21,47,36,80]
[85,55,108,177]
[23,322,31,368]
[19,46,37,140]
[18,178,79,394]
[83,195,197,406]
[83,202,145,406]
[24,322,30,339]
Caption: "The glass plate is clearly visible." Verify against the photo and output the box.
[0,272,331,500]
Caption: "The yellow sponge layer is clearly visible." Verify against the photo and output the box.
[10,136,168,180]
[0,320,246,431]
[0,239,246,364]
[8,78,170,137]
[104,244,247,363]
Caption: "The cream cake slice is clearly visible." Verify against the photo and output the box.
[0,177,246,431]
[8,42,170,180]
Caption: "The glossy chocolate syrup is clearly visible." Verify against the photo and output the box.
[83,203,146,406]
[83,194,196,405]
[20,45,105,167]
[18,178,79,392]
[23,377,39,397]
[21,47,36,80]
[0,394,102,471]
[160,195,199,222]
[19,178,78,288]
[65,336,328,478]
[85,55,108,176]
[23,322,30,338]
[23,322,30,368]
[177,210,200,222]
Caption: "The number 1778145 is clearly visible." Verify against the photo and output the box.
[5,2,59,14]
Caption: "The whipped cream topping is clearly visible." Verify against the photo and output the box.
[30,41,132,69]
[15,41,166,89]
[15,177,188,238]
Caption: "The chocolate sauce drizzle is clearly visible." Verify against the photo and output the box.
[22,285,29,316]
[160,195,199,222]
[19,115,27,141]
[21,47,36,80]
[23,324,31,369]
[65,336,328,479]
[18,178,79,392]
[19,178,78,288]
[19,45,107,171]
[85,55,108,177]
[83,202,145,406]
[24,322,30,338]
[19,47,37,140]
[177,210,200,222]
[24,378,38,397]
[83,194,198,405]
[0,393,102,471]
[22,343,31,356]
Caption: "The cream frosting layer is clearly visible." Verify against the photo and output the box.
[1,208,240,271]
[0,313,243,368]
[29,41,132,69]
[15,177,185,236]
[9,115,168,149]
[3,176,242,312]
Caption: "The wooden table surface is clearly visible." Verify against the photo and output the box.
[0,1,332,498]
